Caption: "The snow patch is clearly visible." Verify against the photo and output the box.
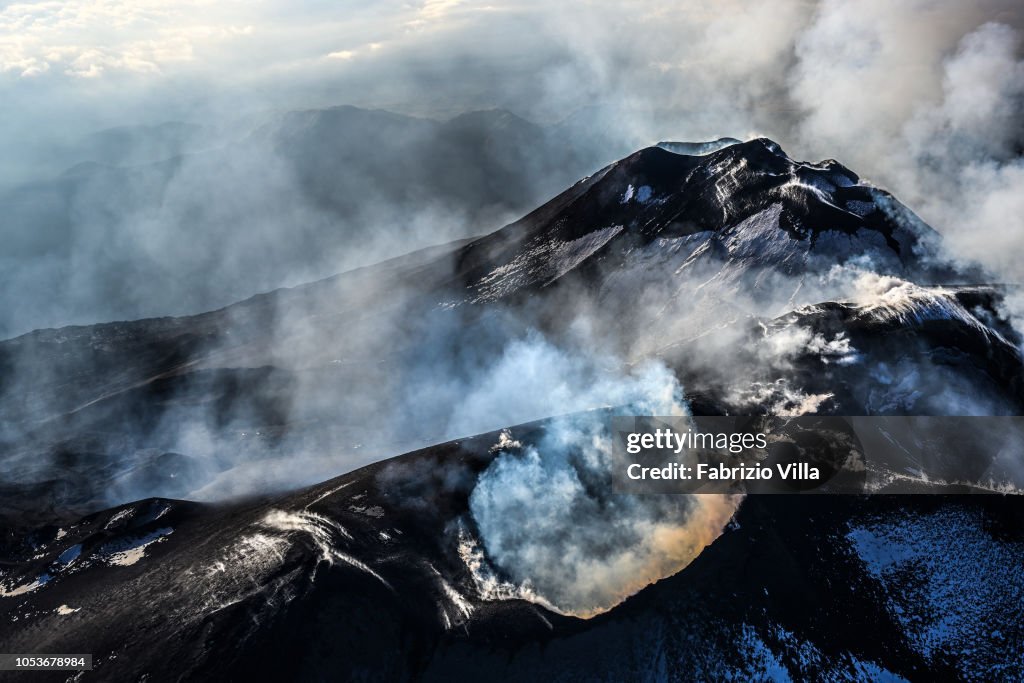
[0,573,52,598]
[847,508,1024,677]
[261,509,391,589]
[104,508,134,529]
[103,527,174,566]
[428,563,475,629]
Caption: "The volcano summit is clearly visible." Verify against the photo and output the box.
[1,138,1022,681]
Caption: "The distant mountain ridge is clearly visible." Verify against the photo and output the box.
[0,105,616,338]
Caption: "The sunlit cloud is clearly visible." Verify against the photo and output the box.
[0,0,255,78]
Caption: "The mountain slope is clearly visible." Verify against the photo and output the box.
[1,421,1020,681]
[2,137,1023,679]
[0,106,611,338]
[2,138,1020,522]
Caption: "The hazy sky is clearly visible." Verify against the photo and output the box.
[3,1,1022,167]
[3,1,1017,141]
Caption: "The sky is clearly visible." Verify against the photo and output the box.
[1,0,1023,331]
[3,1,1018,149]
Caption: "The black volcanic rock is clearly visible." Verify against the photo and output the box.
[1,138,1018,522]
[2,138,1023,680]
[442,138,1010,362]
[657,284,1024,417]
[0,423,1021,681]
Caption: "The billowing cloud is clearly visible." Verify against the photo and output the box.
[0,0,1022,333]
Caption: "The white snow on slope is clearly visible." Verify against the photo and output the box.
[473,226,623,302]
[847,508,1024,679]
[261,509,391,589]
[103,527,174,566]
[0,573,52,598]
[104,508,134,529]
